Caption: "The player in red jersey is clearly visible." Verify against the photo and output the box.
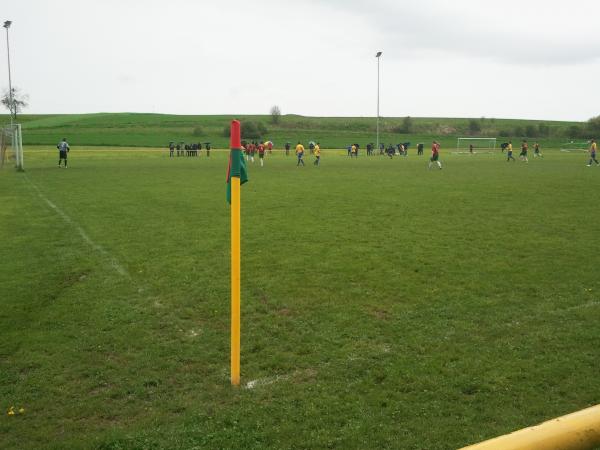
[258,142,266,166]
[428,141,442,169]
[249,142,255,163]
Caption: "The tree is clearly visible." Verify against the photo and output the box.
[468,119,481,135]
[586,115,600,136]
[513,126,524,137]
[270,105,281,124]
[538,122,550,137]
[1,87,28,120]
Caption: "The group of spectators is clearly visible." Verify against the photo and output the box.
[168,141,211,157]
[346,142,423,158]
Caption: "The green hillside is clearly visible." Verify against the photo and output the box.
[2,113,591,149]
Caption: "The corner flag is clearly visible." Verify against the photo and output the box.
[227,120,246,386]
[226,121,248,204]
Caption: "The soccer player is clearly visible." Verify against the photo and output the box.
[506,141,515,162]
[469,143,474,154]
[295,141,305,166]
[205,143,211,157]
[313,142,321,166]
[249,142,255,163]
[417,143,424,155]
[386,144,395,158]
[533,142,543,158]
[520,140,529,162]
[168,141,175,157]
[285,142,290,156]
[57,137,70,168]
[267,141,273,154]
[588,139,599,166]
[351,144,357,158]
[428,141,442,169]
[258,141,266,167]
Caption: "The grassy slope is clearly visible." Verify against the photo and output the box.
[2,113,584,149]
[1,148,598,449]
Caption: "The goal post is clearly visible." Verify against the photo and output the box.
[0,123,24,171]
[560,140,589,152]
[456,137,497,152]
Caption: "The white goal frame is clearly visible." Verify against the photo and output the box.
[0,123,24,171]
[456,137,497,152]
[560,140,589,152]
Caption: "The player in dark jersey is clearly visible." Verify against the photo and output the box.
[520,140,529,162]
[587,139,598,166]
[57,138,70,168]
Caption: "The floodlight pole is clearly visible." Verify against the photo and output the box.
[4,21,14,126]
[376,51,382,152]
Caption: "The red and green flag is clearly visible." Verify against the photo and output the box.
[226,120,248,203]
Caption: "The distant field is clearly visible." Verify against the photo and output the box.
[1,147,598,449]
[1,113,585,149]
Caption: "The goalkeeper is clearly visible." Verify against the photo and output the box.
[57,137,70,168]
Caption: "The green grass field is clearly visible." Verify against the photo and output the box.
[1,147,599,449]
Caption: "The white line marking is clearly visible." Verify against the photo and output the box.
[23,174,129,277]
[245,374,290,389]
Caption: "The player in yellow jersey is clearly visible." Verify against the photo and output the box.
[506,141,515,162]
[313,143,321,166]
[295,142,305,166]
[587,139,598,166]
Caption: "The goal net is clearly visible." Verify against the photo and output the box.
[0,123,24,171]
[456,137,497,152]
[560,140,589,152]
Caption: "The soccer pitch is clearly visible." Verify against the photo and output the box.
[1,147,599,449]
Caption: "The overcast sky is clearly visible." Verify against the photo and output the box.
[2,0,599,120]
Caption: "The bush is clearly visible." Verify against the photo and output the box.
[566,125,584,139]
[499,130,510,137]
[525,125,537,138]
[257,122,268,136]
[192,126,204,137]
[513,126,524,137]
[392,116,412,134]
[222,121,268,140]
[468,119,481,135]
[538,123,550,137]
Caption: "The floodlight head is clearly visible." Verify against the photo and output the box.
[3,20,12,29]
[375,51,382,58]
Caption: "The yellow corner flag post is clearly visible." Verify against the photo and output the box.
[227,120,247,386]
[231,175,240,386]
